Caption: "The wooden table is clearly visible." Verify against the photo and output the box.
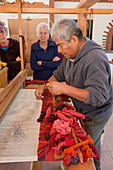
[0,89,42,163]
[0,88,96,170]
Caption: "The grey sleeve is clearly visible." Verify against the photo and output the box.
[84,60,111,107]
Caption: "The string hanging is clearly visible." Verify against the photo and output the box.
[89,8,93,39]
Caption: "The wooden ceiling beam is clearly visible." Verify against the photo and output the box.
[76,0,99,9]
[0,7,113,14]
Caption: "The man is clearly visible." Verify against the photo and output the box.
[0,21,21,81]
[35,19,112,170]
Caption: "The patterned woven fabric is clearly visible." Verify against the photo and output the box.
[37,90,99,165]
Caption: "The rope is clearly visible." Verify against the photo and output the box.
[89,8,93,39]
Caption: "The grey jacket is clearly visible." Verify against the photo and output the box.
[53,37,112,120]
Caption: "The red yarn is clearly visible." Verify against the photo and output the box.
[55,110,73,124]
[89,143,100,161]
[62,107,85,119]
[37,90,99,164]
[81,150,89,162]
[64,136,75,146]
[63,155,71,166]
[50,119,71,136]
[45,105,52,119]
[52,141,67,155]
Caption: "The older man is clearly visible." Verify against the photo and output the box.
[35,19,112,170]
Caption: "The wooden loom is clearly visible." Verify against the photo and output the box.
[0,0,113,170]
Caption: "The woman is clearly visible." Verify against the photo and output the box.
[30,22,61,80]
[0,21,21,81]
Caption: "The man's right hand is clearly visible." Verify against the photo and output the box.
[35,85,45,100]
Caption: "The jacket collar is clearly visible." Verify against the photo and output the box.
[35,39,56,50]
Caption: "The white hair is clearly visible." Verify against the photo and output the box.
[36,22,50,35]
[51,19,83,42]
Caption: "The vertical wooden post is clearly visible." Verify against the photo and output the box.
[17,0,24,71]
[30,161,43,170]
[77,13,87,37]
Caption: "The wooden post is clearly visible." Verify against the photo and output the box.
[76,0,88,37]
[17,0,24,71]
[30,161,43,170]
[77,13,87,37]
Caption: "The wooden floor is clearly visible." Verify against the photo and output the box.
[0,113,113,170]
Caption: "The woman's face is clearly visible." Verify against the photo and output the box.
[0,29,7,45]
[38,26,49,43]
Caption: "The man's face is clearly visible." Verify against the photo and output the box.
[0,29,7,44]
[54,36,79,59]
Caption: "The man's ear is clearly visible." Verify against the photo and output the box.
[71,35,78,45]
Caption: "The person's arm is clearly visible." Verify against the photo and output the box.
[35,57,65,100]
[7,60,21,70]
[35,74,89,103]
[35,76,57,100]
[7,40,21,70]
[46,81,89,103]
[30,45,45,71]
[38,45,61,69]
[39,54,61,69]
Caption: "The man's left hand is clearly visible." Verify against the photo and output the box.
[46,81,66,95]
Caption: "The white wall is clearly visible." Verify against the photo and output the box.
[0,0,49,37]
[91,3,113,46]
[54,2,113,46]
[54,2,78,21]
[0,1,113,46]
[0,13,49,38]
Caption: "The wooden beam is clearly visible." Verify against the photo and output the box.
[76,0,99,9]
[17,0,24,71]
[0,69,27,117]
[0,6,113,14]
[77,14,87,37]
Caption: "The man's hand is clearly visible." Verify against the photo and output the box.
[46,81,66,95]
[35,85,45,100]
[16,56,21,61]
[52,56,60,61]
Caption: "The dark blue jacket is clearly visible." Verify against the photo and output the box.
[30,39,61,80]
